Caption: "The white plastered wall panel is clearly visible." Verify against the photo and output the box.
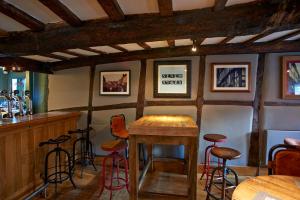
[48,66,90,110]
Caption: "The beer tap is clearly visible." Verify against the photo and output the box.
[25,90,33,115]
[0,90,14,118]
[13,90,24,116]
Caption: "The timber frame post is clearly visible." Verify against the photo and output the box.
[136,59,147,120]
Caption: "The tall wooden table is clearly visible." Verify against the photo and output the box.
[128,115,199,200]
[232,175,300,200]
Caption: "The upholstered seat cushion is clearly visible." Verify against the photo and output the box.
[274,149,300,177]
[111,115,129,139]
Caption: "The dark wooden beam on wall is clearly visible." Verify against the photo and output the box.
[50,40,300,71]
[146,100,196,107]
[93,103,137,111]
[196,55,206,128]
[39,0,82,26]
[1,1,299,56]
[97,0,125,21]
[248,53,266,168]
[204,100,253,106]
[0,1,44,31]
[136,59,147,119]
[213,0,228,11]
[87,65,96,126]
[264,101,300,106]
[157,0,173,16]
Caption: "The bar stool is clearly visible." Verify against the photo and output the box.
[284,137,300,147]
[99,139,129,200]
[206,147,241,200]
[39,135,76,193]
[68,127,97,177]
[111,114,145,164]
[200,134,227,187]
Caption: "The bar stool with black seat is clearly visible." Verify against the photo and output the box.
[200,134,227,187]
[99,139,129,200]
[68,127,97,177]
[206,147,241,200]
[39,135,76,193]
[111,114,145,164]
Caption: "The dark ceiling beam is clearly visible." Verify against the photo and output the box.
[268,29,300,43]
[0,1,300,56]
[97,0,124,21]
[137,42,151,50]
[0,57,52,74]
[39,0,82,26]
[0,28,8,37]
[219,36,234,44]
[50,40,300,71]
[213,0,228,11]
[60,50,83,57]
[167,40,175,48]
[243,32,271,45]
[110,45,128,52]
[0,1,44,31]
[81,47,105,54]
[157,0,173,16]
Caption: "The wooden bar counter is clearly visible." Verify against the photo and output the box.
[0,112,80,200]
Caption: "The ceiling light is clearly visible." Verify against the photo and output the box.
[191,40,197,52]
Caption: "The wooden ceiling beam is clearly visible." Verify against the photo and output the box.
[49,40,300,71]
[110,45,128,52]
[158,0,173,16]
[167,40,175,48]
[268,29,300,43]
[60,50,83,57]
[0,1,44,31]
[0,28,8,37]
[39,0,82,26]
[0,57,52,73]
[214,0,228,11]
[0,1,299,56]
[219,36,234,44]
[81,47,106,54]
[97,0,124,21]
[137,42,151,50]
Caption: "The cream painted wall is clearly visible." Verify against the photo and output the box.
[47,53,300,166]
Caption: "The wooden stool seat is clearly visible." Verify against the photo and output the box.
[203,134,227,143]
[284,137,300,147]
[113,129,129,139]
[101,139,127,152]
[211,147,241,160]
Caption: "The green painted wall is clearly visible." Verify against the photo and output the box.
[30,72,48,113]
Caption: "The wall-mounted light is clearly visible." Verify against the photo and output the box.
[191,40,197,52]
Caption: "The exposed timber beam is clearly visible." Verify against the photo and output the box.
[39,0,82,26]
[0,57,52,73]
[97,0,124,21]
[0,1,44,31]
[0,28,8,37]
[81,47,105,54]
[137,42,151,50]
[243,32,271,45]
[49,40,300,71]
[110,45,128,52]
[157,0,173,16]
[219,36,234,44]
[0,1,300,56]
[268,29,300,43]
[167,40,175,48]
[214,0,228,11]
[60,50,83,57]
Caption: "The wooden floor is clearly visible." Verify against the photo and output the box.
[26,164,263,200]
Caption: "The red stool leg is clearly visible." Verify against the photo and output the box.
[123,154,129,192]
[109,153,116,200]
[99,156,108,197]
[200,144,214,180]
[204,146,213,187]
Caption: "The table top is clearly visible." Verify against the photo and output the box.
[232,175,300,200]
[128,115,198,137]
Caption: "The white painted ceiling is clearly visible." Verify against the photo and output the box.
[227,34,258,43]
[52,52,77,58]
[117,0,158,14]
[5,0,62,24]
[146,41,169,48]
[67,48,99,56]
[59,0,108,20]
[255,29,300,43]
[201,37,227,45]
[90,46,122,54]
[118,43,144,51]
[286,34,300,41]
[22,55,61,62]
[226,0,256,7]
[0,12,29,31]
[175,39,193,46]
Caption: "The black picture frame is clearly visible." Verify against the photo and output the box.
[153,60,191,98]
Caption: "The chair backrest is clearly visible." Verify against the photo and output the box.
[268,144,300,176]
[110,114,126,137]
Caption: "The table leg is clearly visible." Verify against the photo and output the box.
[189,138,198,200]
[129,135,139,200]
[147,144,153,171]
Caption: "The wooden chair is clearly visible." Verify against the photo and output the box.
[110,114,145,163]
[268,144,300,176]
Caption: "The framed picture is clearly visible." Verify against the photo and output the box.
[153,60,191,98]
[99,70,130,96]
[211,63,251,92]
[282,56,300,99]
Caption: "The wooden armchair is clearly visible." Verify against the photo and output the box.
[268,144,300,176]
